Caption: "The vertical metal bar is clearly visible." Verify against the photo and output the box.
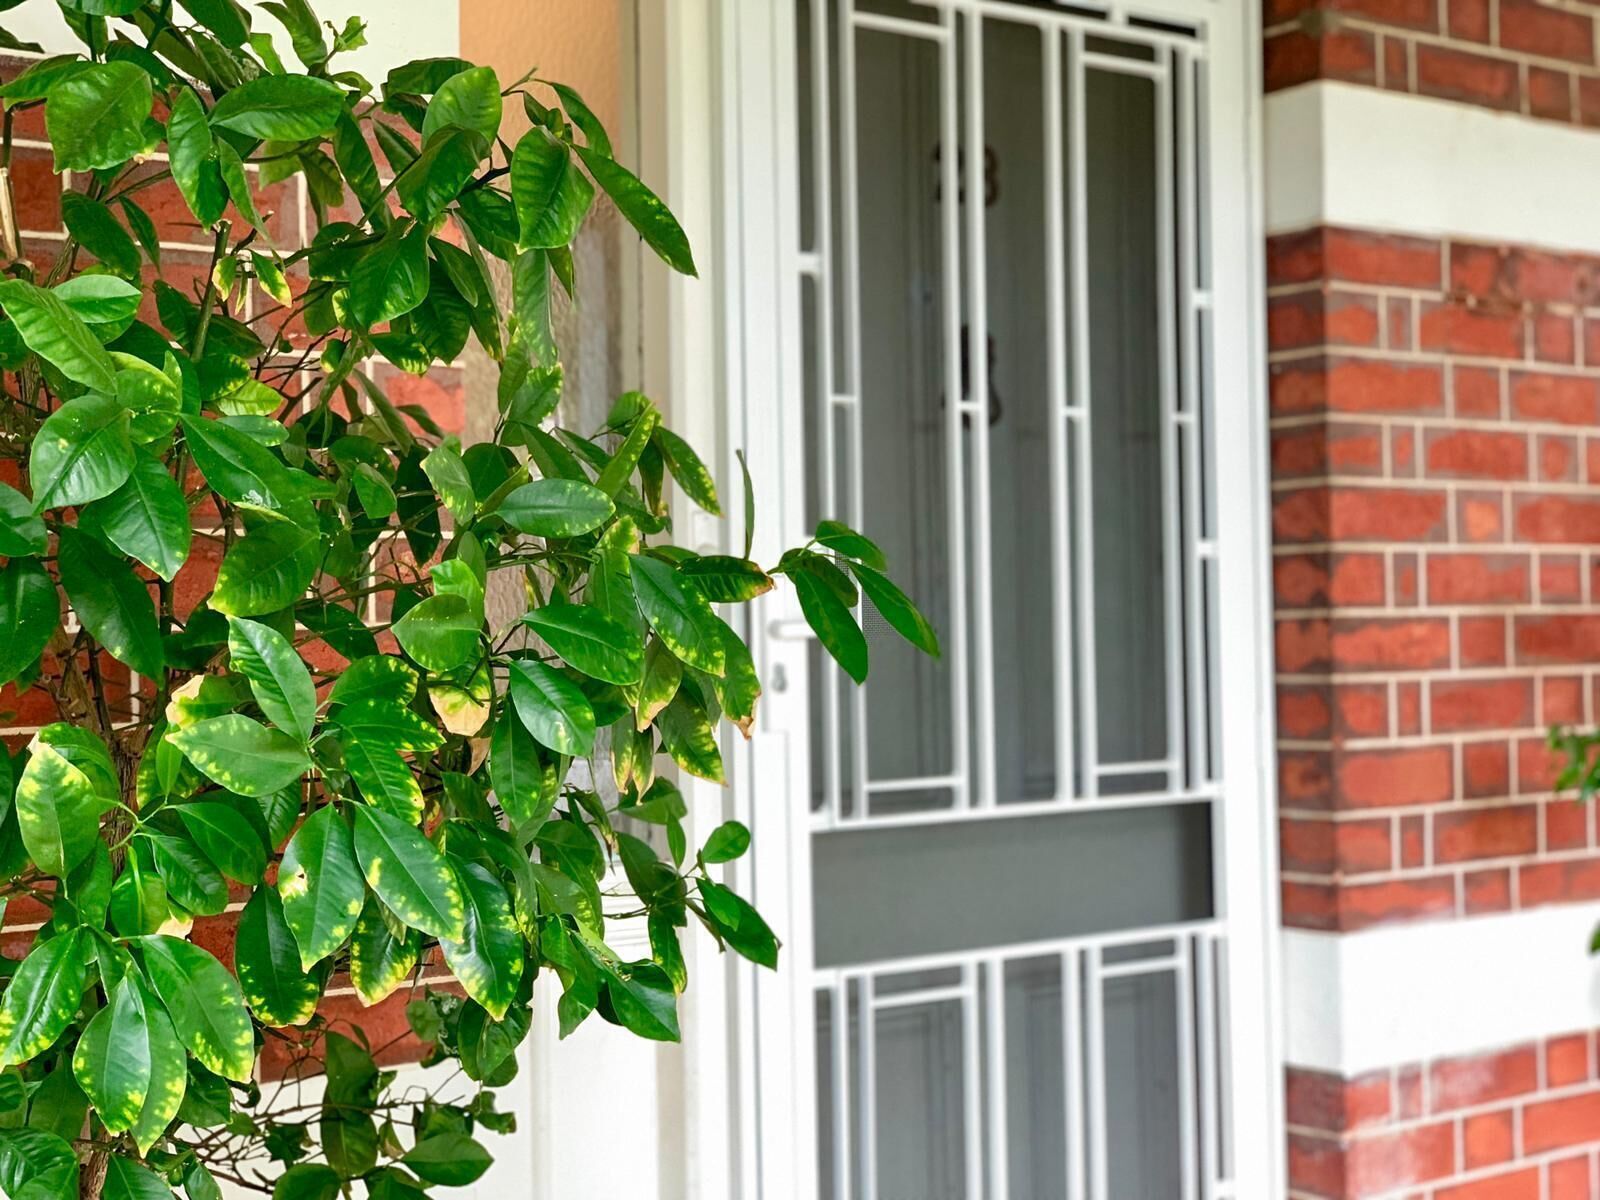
[1154,52,1185,799]
[962,3,999,810]
[815,0,843,826]
[1066,28,1099,798]
[1042,27,1076,803]
[1063,948,1087,1200]
[1176,47,1206,792]
[1085,945,1108,1200]
[985,958,1010,1199]
[860,974,878,1200]
[939,3,973,812]
[1196,934,1221,1200]
[1175,939,1200,1200]
[834,976,853,1200]
[962,963,984,1200]
[837,0,871,821]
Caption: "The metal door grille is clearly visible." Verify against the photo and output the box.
[794,1,1235,1197]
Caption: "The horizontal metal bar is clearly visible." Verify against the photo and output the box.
[829,392,858,408]
[795,250,823,276]
[870,984,972,1009]
[767,618,817,641]
[903,0,1205,52]
[864,774,964,794]
[851,11,950,40]
[811,786,1218,834]
[1081,51,1168,78]
[1098,955,1185,979]
[1095,759,1180,777]
[813,920,1223,983]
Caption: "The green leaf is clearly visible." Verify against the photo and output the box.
[793,564,868,683]
[511,127,593,249]
[329,655,417,708]
[0,930,88,1069]
[489,713,554,829]
[228,616,317,743]
[166,87,227,227]
[348,222,429,328]
[3,281,118,396]
[61,193,140,278]
[16,733,113,878]
[403,1132,493,1187]
[395,126,486,224]
[333,698,444,822]
[851,562,941,657]
[701,820,751,864]
[170,714,311,797]
[421,65,500,144]
[211,518,321,616]
[278,803,364,971]
[421,440,475,524]
[509,660,595,757]
[57,526,164,679]
[391,593,480,673]
[52,275,141,325]
[680,555,775,603]
[601,958,679,1042]
[136,934,255,1082]
[654,427,720,514]
[0,483,44,557]
[576,146,697,276]
[127,981,185,1154]
[351,804,465,941]
[71,976,150,1133]
[522,603,642,685]
[208,73,345,140]
[215,138,266,234]
[0,559,58,686]
[180,415,297,509]
[236,886,322,1026]
[271,1163,340,1200]
[103,1157,172,1200]
[631,555,725,676]
[658,693,723,783]
[175,801,267,883]
[593,400,658,497]
[0,1127,78,1199]
[148,832,228,916]
[88,456,191,581]
[551,81,612,157]
[699,878,780,968]
[28,394,134,512]
[44,62,152,172]
[440,861,523,1021]
[635,638,682,729]
[816,519,887,569]
[497,478,614,537]
[349,895,419,1006]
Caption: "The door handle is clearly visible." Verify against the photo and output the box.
[767,618,816,642]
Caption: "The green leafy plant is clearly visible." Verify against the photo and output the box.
[0,4,937,1198]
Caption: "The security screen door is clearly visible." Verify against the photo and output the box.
[763,0,1265,1197]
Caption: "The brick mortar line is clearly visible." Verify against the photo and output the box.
[1266,10,1600,80]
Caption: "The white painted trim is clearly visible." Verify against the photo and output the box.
[1266,81,1600,254]
[1284,904,1600,1076]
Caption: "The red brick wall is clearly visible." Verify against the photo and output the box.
[1288,1031,1600,1197]
[1,56,467,1070]
[1270,226,1600,933]
[1265,0,1600,125]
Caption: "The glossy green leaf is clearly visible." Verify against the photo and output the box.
[497,477,613,537]
[699,878,779,968]
[350,803,465,942]
[329,655,417,708]
[61,193,140,278]
[522,602,642,685]
[15,732,113,878]
[701,821,751,864]
[600,958,679,1043]
[170,714,311,797]
[333,698,444,822]
[421,440,475,524]
[653,427,720,514]
[509,659,595,757]
[103,1156,173,1200]
[0,930,88,1069]
[208,73,345,140]
[851,562,941,657]
[0,559,58,687]
[793,564,868,684]
[236,887,322,1026]
[88,456,192,581]
[658,693,724,784]
[52,274,141,325]
[349,895,419,1006]
[227,616,317,743]
[489,713,555,829]
[278,803,364,971]
[0,482,45,557]
[126,982,185,1155]
[168,87,228,226]
[44,62,152,172]
[175,801,267,884]
[136,934,255,1082]
[439,861,523,1020]
[421,65,500,144]
[57,527,164,679]
[0,280,118,394]
[679,555,775,603]
[29,394,134,514]
[180,415,298,509]
[211,519,321,616]
[394,126,486,224]
[391,593,480,673]
[348,222,429,328]
[403,1132,492,1187]
[148,831,228,916]
[71,977,151,1133]
[631,555,725,676]
[576,145,696,277]
[511,127,593,249]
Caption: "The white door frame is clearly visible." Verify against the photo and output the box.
[644,1,1285,1196]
